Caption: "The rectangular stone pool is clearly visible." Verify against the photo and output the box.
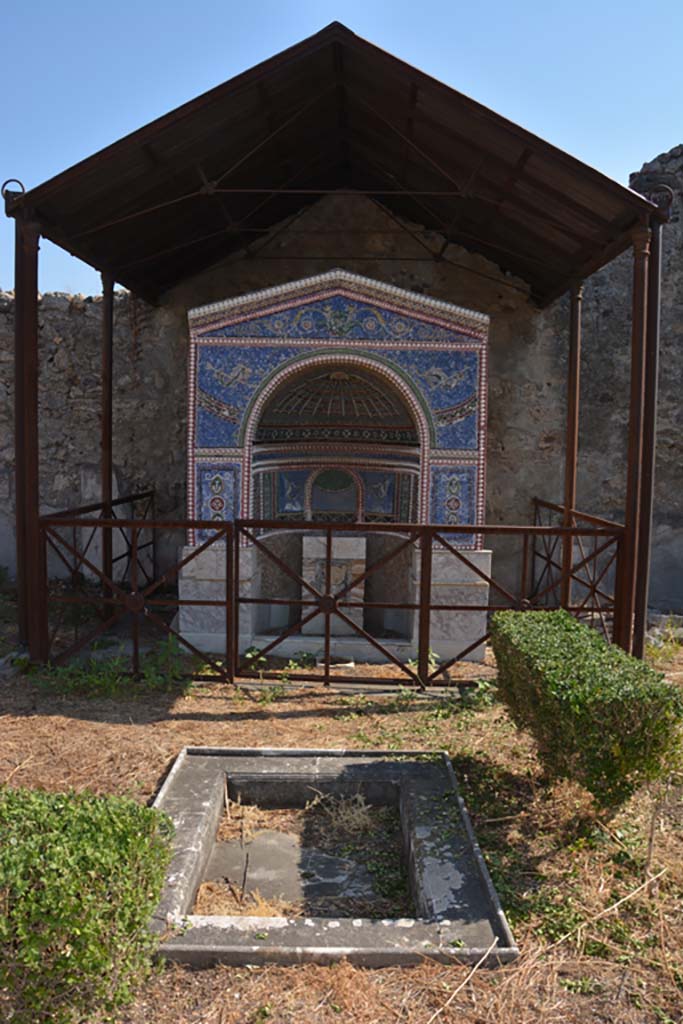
[152,747,518,967]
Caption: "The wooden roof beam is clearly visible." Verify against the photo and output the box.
[538,216,643,306]
[342,27,660,219]
[348,138,579,265]
[113,148,343,275]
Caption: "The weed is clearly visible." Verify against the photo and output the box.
[139,635,189,689]
[653,1010,677,1024]
[407,647,441,678]
[532,891,585,942]
[460,678,497,709]
[10,653,32,674]
[257,683,286,704]
[387,685,419,712]
[646,617,682,667]
[353,728,374,746]
[337,693,372,720]
[244,646,267,682]
[37,636,191,698]
[306,791,374,834]
[559,976,602,995]
[427,693,461,721]
[286,651,316,669]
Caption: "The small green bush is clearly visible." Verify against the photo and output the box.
[0,787,173,1023]
[490,610,683,808]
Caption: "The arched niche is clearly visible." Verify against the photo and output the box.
[250,360,421,525]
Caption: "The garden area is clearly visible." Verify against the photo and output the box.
[1,578,682,1023]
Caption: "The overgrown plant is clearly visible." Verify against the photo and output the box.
[244,646,267,682]
[258,682,287,704]
[0,786,173,1024]
[490,609,683,809]
[406,647,441,679]
[646,617,683,668]
[37,636,192,698]
[285,651,316,669]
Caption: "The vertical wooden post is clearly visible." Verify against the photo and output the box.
[632,218,662,658]
[14,215,46,660]
[617,222,651,652]
[561,282,583,609]
[101,272,114,598]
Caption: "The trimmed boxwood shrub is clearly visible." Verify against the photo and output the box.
[490,609,683,808]
[0,787,173,1023]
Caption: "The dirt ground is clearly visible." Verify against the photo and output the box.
[1,633,683,1022]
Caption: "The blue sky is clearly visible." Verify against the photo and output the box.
[3,0,681,295]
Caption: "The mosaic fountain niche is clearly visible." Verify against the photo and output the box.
[178,270,491,664]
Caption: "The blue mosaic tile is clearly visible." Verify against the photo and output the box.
[195,464,241,542]
[361,471,396,514]
[190,279,487,538]
[277,470,308,513]
[252,449,419,467]
[196,344,480,451]
[430,465,478,545]
[198,295,477,344]
[375,348,480,449]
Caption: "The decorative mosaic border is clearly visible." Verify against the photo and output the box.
[195,335,484,352]
[188,269,489,336]
[251,462,419,521]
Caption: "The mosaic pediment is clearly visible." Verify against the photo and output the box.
[197,293,483,344]
[189,270,488,343]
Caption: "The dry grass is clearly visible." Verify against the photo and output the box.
[2,641,683,1023]
[194,881,302,918]
[311,791,376,833]
[217,801,305,844]
[202,792,406,919]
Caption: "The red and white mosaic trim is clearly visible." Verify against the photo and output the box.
[188,269,489,338]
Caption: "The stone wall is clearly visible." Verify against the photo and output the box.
[1,144,681,609]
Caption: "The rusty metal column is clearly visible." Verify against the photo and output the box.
[417,529,432,690]
[561,282,583,609]
[618,222,651,653]
[14,215,46,660]
[101,272,114,596]
[632,218,662,658]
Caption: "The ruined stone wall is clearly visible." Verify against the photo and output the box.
[0,291,187,572]
[1,144,681,608]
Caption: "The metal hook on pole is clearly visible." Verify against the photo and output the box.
[1,179,26,200]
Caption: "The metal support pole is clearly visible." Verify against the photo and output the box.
[418,530,433,688]
[618,222,651,652]
[13,215,46,660]
[101,272,114,598]
[13,220,27,645]
[632,219,663,658]
[561,282,583,609]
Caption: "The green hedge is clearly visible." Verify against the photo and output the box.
[490,610,683,808]
[0,787,173,1023]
